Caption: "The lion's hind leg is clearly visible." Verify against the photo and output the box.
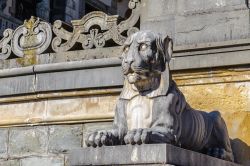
[206,111,234,162]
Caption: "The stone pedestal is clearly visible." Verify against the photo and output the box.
[69,144,241,166]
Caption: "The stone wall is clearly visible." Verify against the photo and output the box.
[141,0,250,46]
[0,65,248,165]
[0,122,112,166]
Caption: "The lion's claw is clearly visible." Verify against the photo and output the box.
[86,130,115,147]
[124,129,151,145]
[124,129,175,145]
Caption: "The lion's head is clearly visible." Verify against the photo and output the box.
[120,31,173,99]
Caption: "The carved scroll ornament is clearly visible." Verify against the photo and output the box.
[0,0,141,58]
[0,29,13,60]
[52,0,141,52]
[11,16,52,57]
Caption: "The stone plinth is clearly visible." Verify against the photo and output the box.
[69,144,241,166]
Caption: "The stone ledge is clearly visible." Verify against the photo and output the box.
[69,144,241,166]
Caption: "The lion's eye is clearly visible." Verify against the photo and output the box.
[123,46,130,53]
[139,43,148,51]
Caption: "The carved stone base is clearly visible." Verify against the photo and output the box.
[69,144,241,166]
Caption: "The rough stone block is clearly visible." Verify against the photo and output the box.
[69,144,242,166]
[0,159,20,166]
[20,156,64,166]
[83,122,113,147]
[141,0,250,45]
[0,129,8,159]
[35,66,123,92]
[48,125,83,153]
[0,75,35,96]
[8,126,48,157]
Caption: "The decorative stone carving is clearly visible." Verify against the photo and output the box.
[0,29,13,60]
[52,0,140,52]
[85,31,234,162]
[11,16,52,57]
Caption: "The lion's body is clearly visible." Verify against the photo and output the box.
[86,31,234,162]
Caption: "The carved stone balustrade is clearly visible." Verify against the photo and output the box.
[0,0,141,59]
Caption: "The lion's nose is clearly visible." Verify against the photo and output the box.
[125,54,134,64]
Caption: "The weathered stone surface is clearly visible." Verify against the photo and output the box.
[69,144,241,166]
[0,100,46,126]
[140,0,249,45]
[20,156,64,166]
[35,66,123,92]
[0,46,122,70]
[0,159,20,166]
[0,129,8,159]
[48,125,83,153]
[0,75,35,96]
[49,47,122,64]
[46,95,116,123]
[83,122,113,147]
[8,126,48,157]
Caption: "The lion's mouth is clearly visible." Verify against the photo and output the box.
[126,72,139,83]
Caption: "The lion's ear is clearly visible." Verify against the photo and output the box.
[163,36,173,62]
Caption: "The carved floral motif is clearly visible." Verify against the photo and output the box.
[52,0,141,52]
[0,29,13,60]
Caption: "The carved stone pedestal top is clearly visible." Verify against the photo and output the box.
[69,144,241,166]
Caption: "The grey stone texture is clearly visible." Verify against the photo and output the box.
[0,129,8,159]
[35,66,123,92]
[0,123,118,165]
[48,125,83,153]
[8,126,48,157]
[20,156,64,166]
[0,75,35,96]
[0,159,20,166]
[140,0,249,46]
[69,144,242,166]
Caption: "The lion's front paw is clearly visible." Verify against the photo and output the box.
[85,130,116,147]
[124,129,176,145]
[124,129,153,145]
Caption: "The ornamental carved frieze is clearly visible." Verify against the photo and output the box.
[0,29,13,60]
[11,16,52,57]
[52,0,141,52]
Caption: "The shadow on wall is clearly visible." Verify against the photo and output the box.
[231,138,250,165]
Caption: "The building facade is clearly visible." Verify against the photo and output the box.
[0,0,249,166]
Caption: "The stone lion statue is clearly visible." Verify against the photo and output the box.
[85,30,234,161]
